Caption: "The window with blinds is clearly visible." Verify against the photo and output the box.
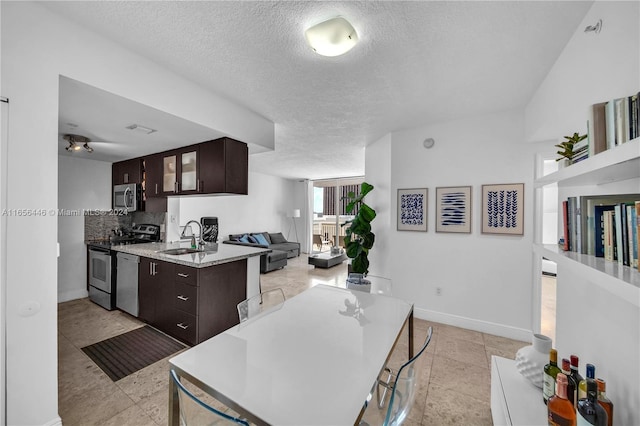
[323,184,361,216]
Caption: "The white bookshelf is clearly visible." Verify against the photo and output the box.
[535,138,640,188]
[534,137,640,307]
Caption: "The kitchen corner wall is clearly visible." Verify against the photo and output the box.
[57,156,111,302]
[366,108,541,341]
[175,171,304,248]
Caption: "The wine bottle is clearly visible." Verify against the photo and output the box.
[570,355,584,390]
[561,358,578,407]
[543,349,562,405]
[548,373,577,426]
[577,379,608,426]
[596,378,613,426]
[578,363,596,400]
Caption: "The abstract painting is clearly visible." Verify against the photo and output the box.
[397,188,428,231]
[436,186,472,233]
[481,183,524,235]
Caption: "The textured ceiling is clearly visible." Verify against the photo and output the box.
[45,1,593,180]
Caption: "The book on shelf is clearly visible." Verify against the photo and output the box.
[594,205,615,258]
[603,210,615,262]
[578,193,640,256]
[588,102,608,156]
[637,201,640,272]
[615,204,629,266]
[596,91,640,152]
[627,204,638,268]
[568,197,578,252]
[562,200,570,251]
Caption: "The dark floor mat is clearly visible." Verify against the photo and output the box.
[81,325,186,381]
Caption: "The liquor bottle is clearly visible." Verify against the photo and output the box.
[543,349,562,405]
[578,363,596,400]
[596,378,613,426]
[577,379,608,425]
[561,358,578,407]
[570,355,583,396]
[548,373,576,426]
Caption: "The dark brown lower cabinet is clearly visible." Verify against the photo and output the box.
[138,257,247,345]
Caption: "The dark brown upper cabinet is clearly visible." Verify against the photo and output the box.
[143,137,247,198]
[112,158,142,186]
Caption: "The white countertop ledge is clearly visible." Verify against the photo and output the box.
[110,242,270,268]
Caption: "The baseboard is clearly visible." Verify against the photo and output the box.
[42,416,62,426]
[413,307,532,342]
[58,289,88,303]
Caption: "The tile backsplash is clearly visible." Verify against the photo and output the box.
[84,211,166,241]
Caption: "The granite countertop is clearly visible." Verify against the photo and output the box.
[110,241,271,268]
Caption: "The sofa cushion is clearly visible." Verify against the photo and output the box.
[252,233,269,246]
[252,232,271,244]
[269,232,287,244]
[248,235,258,243]
[239,234,250,243]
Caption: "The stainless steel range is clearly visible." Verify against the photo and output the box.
[87,224,160,310]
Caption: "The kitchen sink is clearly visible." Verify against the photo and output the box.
[157,248,204,255]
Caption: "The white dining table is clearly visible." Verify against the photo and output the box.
[168,284,414,426]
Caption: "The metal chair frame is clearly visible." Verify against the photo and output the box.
[376,326,433,425]
[237,288,286,323]
[170,369,249,426]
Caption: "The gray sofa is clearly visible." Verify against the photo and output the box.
[223,232,300,273]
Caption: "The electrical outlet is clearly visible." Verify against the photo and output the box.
[436,287,442,296]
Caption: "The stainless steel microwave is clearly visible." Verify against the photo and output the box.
[113,183,138,212]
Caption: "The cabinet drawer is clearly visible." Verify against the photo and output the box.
[174,281,197,315]
[174,264,197,286]
[172,310,197,346]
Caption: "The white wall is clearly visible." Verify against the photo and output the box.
[525,1,640,143]
[175,171,300,244]
[0,2,273,424]
[365,133,392,277]
[57,156,112,302]
[525,2,640,423]
[374,109,540,341]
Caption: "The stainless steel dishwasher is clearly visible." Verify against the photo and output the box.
[116,252,140,317]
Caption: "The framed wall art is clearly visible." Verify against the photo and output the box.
[481,183,524,235]
[436,186,472,233]
[397,188,428,231]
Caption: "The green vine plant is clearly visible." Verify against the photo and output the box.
[555,132,587,162]
[342,182,376,275]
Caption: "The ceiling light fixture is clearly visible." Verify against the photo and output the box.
[64,134,93,153]
[304,17,359,57]
[126,124,157,134]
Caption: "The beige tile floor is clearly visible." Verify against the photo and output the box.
[58,255,531,426]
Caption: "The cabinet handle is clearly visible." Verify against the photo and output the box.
[150,262,153,275]
[177,295,189,301]
[155,183,158,195]
[152,262,157,276]
[176,323,189,330]
[177,273,189,278]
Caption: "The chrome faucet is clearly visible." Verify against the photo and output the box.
[180,220,205,249]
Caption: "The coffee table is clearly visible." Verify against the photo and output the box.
[308,252,347,268]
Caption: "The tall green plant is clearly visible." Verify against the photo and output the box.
[342,182,376,275]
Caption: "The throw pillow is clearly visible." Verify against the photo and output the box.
[248,235,258,243]
[269,232,287,244]
[239,234,250,243]
[252,233,269,246]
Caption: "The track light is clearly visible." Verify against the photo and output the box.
[64,134,93,153]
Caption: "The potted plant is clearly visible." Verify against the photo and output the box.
[555,132,587,165]
[342,182,376,291]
